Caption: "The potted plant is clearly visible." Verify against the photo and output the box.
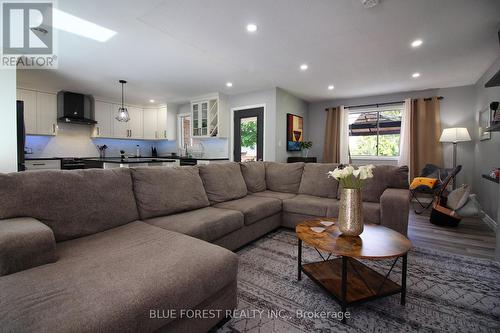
[299,141,313,157]
[328,164,375,236]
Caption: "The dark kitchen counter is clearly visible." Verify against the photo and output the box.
[84,157,176,164]
[25,157,63,160]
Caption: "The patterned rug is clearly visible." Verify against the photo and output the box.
[217,229,500,333]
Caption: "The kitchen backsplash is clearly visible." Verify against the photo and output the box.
[25,123,228,158]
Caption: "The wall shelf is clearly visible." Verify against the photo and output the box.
[482,174,499,184]
[485,122,500,132]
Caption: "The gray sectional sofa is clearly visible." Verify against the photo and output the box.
[0,161,409,333]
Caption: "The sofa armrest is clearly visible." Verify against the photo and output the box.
[0,217,57,276]
[380,188,410,236]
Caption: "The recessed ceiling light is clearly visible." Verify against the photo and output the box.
[411,39,423,48]
[328,85,335,90]
[412,72,420,78]
[246,24,258,33]
[149,99,155,103]
[300,64,308,71]
[226,82,233,87]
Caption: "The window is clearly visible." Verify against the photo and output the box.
[348,106,403,158]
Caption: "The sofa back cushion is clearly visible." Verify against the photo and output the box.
[361,165,409,203]
[299,163,339,198]
[0,168,139,242]
[240,161,266,193]
[198,163,248,204]
[131,166,210,219]
[265,162,305,193]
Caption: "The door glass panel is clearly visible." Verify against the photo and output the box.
[239,117,258,162]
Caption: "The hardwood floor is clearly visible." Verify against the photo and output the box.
[408,204,497,260]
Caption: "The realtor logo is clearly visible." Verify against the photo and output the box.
[1,1,57,68]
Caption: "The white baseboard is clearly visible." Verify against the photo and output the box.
[481,212,497,232]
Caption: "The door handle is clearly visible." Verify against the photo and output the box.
[52,124,56,134]
[164,130,167,138]
[97,127,100,136]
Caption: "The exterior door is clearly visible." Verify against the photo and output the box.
[233,107,264,162]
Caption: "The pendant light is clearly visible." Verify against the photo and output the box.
[115,80,130,122]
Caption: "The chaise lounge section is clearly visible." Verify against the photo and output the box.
[0,161,409,332]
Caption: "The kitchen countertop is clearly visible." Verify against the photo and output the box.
[84,157,176,164]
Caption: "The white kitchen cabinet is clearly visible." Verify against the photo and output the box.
[142,106,175,140]
[16,89,37,135]
[191,93,228,138]
[112,104,143,139]
[25,159,61,170]
[112,104,129,138]
[92,101,113,138]
[157,106,168,139]
[36,92,57,136]
[128,106,143,139]
[143,108,158,139]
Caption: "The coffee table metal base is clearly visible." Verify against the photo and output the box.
[297,239,407,323]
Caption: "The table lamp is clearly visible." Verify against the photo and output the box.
[439,127,471,188]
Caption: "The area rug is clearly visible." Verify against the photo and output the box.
[216,229,500,333]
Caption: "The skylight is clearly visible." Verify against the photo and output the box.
[53,9,116,42]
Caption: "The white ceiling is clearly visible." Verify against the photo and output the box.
[17,0,500,105]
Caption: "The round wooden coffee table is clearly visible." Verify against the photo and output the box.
[296,218,412,323]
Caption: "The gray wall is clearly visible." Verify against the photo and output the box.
[473,55,500,236]
[308,85,477,186]
[276,88,309,162]
[227,88,277,161]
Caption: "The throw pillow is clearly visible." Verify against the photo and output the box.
[410,177,438,190]
[446,184,470,210]
[456,194,481,217]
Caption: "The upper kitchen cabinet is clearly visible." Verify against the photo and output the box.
[16,89,37,134]
[36,92,58,136]
[17,89,57,136]
[143,106,176,140]
[112,104,143,139]
[92,101,113,138]
[191,93,227,138]
[143,108,158,140]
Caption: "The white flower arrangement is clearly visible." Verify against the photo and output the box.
[327,164,375,189]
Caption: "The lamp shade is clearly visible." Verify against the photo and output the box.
[439,127,471,143]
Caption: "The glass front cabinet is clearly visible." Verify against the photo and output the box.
[191,95,225,138]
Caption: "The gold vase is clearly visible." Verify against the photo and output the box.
[338,188,364,236]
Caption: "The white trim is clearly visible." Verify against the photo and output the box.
[351,155,399,161]
[177,112,191,149]
[481,212,497,232]
[230,104,266,162]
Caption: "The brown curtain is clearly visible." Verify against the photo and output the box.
[409,97,443,180]
[323,107,341,163]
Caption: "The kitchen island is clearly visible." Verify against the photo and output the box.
[83,157,177,169]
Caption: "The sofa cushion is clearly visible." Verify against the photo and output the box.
[363,202,381,224]
[251,190,297,201]
[240,161,266,193]
[144,207,244,242]
[0,169,139,242]
[0,217,57,276]
[131,166,209,219]
[0,221,238,332]
[361,165,409,203]
[214,196,281,225]
[283,194,339,217]
[265,162,305,193]
[199,163,248,204]
[299,163,339,198]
